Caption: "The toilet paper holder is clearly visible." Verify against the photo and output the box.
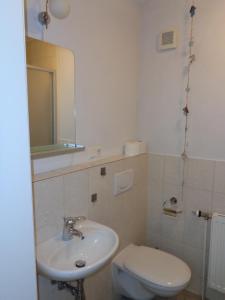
[163,197,182,217]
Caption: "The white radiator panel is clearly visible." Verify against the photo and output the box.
[208,213,225,294]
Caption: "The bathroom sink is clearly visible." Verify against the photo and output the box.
[36,220,119,282]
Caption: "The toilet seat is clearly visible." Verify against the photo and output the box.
[112,245,191,300]
[123,245,191,289]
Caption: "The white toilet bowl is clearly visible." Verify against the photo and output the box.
[112,244,191,300]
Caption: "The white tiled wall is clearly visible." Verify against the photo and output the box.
[147,154,225,300]
[33,153,225,300]
[33,154,148,300]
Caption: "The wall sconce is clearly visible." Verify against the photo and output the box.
[38,0,71,29]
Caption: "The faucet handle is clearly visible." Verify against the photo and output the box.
[74,216,86,222]
[64,217,77,226]
[64,216,86,226]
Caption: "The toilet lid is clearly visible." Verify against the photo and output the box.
[123,246,191,288]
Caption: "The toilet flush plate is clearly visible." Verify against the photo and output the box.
[113,169,134,196]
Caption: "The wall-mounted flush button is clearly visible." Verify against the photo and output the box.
[113,169,134,196]
[100,167,106,176]
[91,193,98,203]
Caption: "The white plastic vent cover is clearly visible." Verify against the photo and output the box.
[159,29,177,50]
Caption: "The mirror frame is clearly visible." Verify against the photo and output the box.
[31,144,85,159]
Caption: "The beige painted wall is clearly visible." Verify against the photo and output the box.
[139,0,225,160]
[26,0,140,155]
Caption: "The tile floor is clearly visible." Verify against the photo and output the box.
[122,291,201,300]
[156,290,201,300]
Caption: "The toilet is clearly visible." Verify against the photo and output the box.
[112,244,191,300]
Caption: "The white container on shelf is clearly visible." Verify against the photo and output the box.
[123,140,147,157]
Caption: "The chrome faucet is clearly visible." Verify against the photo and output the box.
[62,216,86,241]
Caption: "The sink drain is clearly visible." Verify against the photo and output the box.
[75,260,86,268]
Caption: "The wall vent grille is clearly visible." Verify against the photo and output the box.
[159,29,177,50]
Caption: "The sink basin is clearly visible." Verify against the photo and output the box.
[36,220,119,281]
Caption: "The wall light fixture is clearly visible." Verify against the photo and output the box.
[38,0,71,29]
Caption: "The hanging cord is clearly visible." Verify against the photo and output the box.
[181,5,208,299]
[182,2,196,158]
[181,2,196,203]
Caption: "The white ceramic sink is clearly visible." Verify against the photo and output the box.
[36,220,119,281]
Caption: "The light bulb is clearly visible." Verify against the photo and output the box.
[49,0,70,19]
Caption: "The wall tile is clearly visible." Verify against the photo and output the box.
[183,187,212,213]
[148,181,162,218]
[35,155,148,300]
[33,177,64,244]
[147,181,162,239]
[164,156,183,185]
[214,161,225,194]
[111,154,148,188]
[212,192,225,214]
[106,190,128,234]
[147,154,218,298]
[160,238,184,261]
[183,213,207,250]
[162,183,183,208]
[183,187,212,249]
[128,154,148,187]
[34,154,225,299]
[146,233,161,249]
[161,214,184,243]
[63,170,89,217]
[183,245,203,280]
[129,183,147,244]
[148,212,161,236]
[109,184,147,248]
[184,159,215,191]
[148,154,164,183]
[88,165,114,225]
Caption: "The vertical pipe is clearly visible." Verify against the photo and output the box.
[201,219,209,300]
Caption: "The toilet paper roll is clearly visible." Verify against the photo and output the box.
[124,141,147,157]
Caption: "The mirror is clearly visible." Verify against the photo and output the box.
[26,37,84,158]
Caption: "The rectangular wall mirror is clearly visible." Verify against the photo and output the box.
[26,37,84,158]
